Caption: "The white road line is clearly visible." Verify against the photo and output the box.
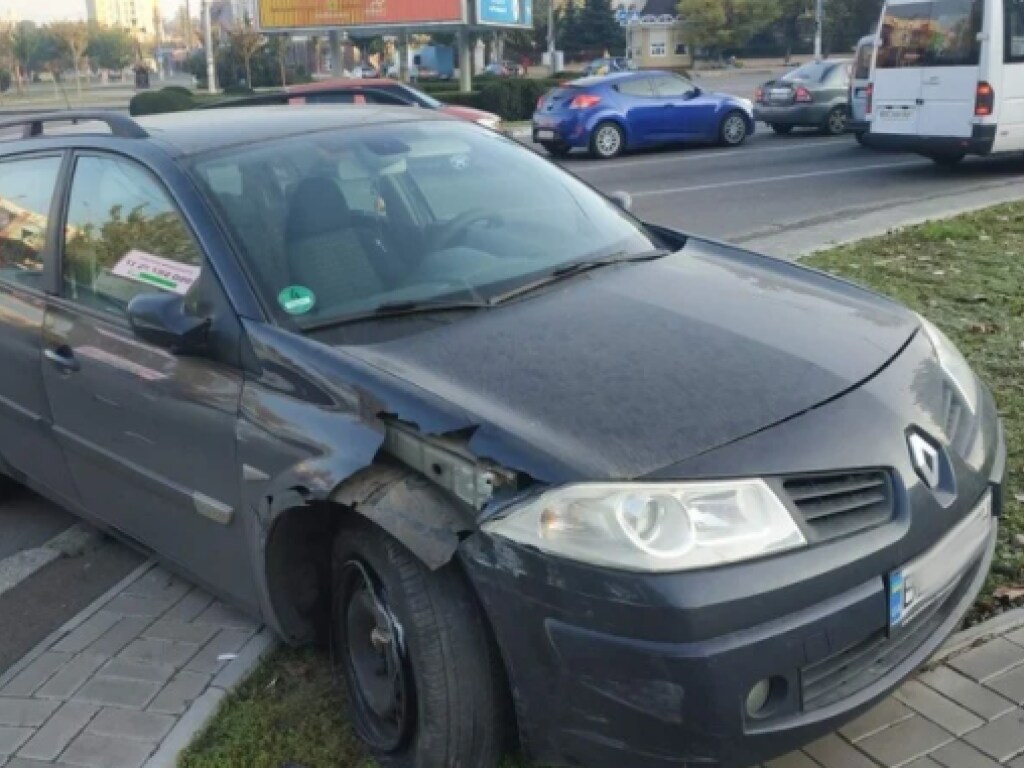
[629,160,928,198]
[0,523,102,599]
[567,139,851,172]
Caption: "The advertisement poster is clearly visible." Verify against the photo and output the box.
[259,0,465,30]
[477,0,533,27]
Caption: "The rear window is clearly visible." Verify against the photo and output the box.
[855,41,875,79]
[1007,0,1024,63]
[876,0,983,69]
[782,61,832,82]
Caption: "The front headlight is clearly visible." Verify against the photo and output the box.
[917,315,980,414]
[482,480,806,572]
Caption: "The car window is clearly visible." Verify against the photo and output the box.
[1007,0,1024,63]
[307,93,358,104]
[616,77,654,97]
[652,75,696,98]
[876,0,983,68]
[361,90,414,106]
[62,155,203,317]
[854,42,875,79]
[824,63,850,86]
[783,61,831,82]
[0,155,62,290]
[189,122,660,329]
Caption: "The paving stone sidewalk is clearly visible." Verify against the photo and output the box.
[0,561,275,768]
[767,615,1024,768]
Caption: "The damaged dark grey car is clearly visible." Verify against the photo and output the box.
[0,109,1004,768]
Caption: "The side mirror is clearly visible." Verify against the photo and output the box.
[608,190,633,212]
[688,86,703,99]
[127,292,210,354]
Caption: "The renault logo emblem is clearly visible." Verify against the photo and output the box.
[909,433,942,490]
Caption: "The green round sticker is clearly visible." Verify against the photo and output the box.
[278,286,316,316]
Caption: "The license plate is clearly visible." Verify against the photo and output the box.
[770,88,790,99]
[536,129,555,141]
[888,491,993,628]
[879,106,915,121]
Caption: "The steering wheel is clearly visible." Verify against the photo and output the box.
[433,208,504,252]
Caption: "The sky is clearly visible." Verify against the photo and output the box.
[5,0,187,23]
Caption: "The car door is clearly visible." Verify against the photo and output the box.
[614,76,662,144]
[652,74,714,140]
[41,151,259,610]
[0,152,79,503]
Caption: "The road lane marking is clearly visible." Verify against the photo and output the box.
[629,160,929,198]
[565,139,853,172]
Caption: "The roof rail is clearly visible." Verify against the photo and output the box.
[0,111,149,139]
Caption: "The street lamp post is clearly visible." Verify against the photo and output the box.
[548,0,556,75]
[202,0,216,93]
[814,0,823,58]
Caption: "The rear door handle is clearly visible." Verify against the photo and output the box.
[45,346,80,373]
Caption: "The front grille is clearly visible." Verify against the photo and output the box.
[783,471,894,542]
[800,557,980,711]
[942,381,976,457]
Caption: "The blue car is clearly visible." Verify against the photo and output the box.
[533,71,755,159]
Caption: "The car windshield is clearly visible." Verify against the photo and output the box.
[189,121,660,328]
[876,0,983,68]
[782,61,832,82]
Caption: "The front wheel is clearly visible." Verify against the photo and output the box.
[719,111,749,147]
[821,106,848,136]
[332,518,506,768]
[590,121,625,159]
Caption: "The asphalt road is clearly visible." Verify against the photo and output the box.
[552,129,1024,251]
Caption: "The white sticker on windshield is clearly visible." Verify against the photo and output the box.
[112,250,200,296]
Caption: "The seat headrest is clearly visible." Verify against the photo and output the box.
[286,177,352,241]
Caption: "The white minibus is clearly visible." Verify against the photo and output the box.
[865,0,1024,164]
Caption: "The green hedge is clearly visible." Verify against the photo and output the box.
[129,87,196,116]
[476,79,554,121]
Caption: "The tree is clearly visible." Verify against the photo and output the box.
[50,21,89,96]
[823,0,883,55]
[228,18,264,87]
[266,32,289,87]
[558,2,583,59]
[775,0,811,60]
[576,0,625,57]
[87,26,134,71]
[677,0,780,61]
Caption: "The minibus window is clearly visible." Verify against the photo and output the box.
[877,0,983,68]
[1008,0,1024,62]
[855,42,875,78]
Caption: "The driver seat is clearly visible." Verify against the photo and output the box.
[285,178,385,312]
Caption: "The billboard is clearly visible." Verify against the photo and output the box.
[259,0,465,30]
[476,0,532,27]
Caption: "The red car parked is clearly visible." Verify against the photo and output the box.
[282,79,502,131]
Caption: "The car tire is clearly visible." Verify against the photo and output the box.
[770,123,794,135]
[719,111,749,147]
[541,142,572,158]
[929,152,966,167]
[821,107,848,136]
[332,517,506,768]
[590,121,625,159]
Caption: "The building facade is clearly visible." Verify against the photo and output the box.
[86,0,163,41]
[618,0,689,69]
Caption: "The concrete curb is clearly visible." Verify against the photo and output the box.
[932,608,1024,666]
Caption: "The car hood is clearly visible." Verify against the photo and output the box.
[340,239,918,482]
[440,104,500,124]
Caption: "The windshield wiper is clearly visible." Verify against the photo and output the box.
[488,249,670,306]
[304,298,490,331]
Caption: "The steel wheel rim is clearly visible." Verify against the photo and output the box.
[596,126,621,156]
[724,115,746,144]
[336,561,413,752]
[829,110,846,134]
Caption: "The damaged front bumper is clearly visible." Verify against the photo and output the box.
[461,484,999,768]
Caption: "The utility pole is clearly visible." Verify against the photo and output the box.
[814,0,824,59]
[184,0,193,51]
[547,0,556,75]
[202,0,216,93]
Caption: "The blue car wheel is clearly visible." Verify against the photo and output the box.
[590,122,625,160]
[719,111,749,147]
